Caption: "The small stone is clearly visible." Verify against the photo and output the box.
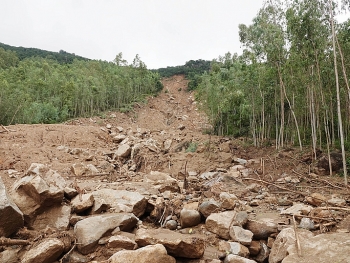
[220,192,238,210]
[107,235,137,250]
[299,217,315,230]
[280,203,313,216]
[328,197,346,206]
[246,219,278,239]
[166,220,178,230]
[180,209,202,228]
[249,241,261,256]
[305,193,327,206]
[115,144,131,158]
[198,200,220,218]
[71,194,94,213]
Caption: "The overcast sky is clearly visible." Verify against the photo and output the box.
[0,0,268,69]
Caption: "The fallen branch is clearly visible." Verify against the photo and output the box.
[293,214,335,222]
[318,206,350,212]
[0,237,31,246]
[292,215,302,257]
[242,178,306,196]
[59,239,77,263]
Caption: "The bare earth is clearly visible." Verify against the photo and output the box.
[1,75,349,262]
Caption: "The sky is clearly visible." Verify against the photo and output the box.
[0,0,265,69]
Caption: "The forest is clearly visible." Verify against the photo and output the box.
[0,49,162,125]
[195,0,350,152]
[1,0,350,172]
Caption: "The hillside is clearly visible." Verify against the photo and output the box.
[0,75,350,262]
[0,42,89,64]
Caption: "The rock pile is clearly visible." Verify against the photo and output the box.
[1,124,350,263]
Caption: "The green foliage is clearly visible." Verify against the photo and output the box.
[195,0,350,154]
[0,42,89,64]
[155,59,211,90]
[0,52,162,125]
[186,142,198,153]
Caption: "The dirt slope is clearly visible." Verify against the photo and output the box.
[1,75,350,262]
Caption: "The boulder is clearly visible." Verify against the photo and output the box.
[0,248,20,263]
[135,228,205,258]
[0,177,23,237]
[205,211,237,239]
[283,232,350,263]
[108,244,176,263]
[71,193,94,213]
[229,226,253,245]
[269,227,313,263]
[74,213,138,254]
[199,200,220,218]
[91,189,147,217]
[180,209,202,228]
[32,205,71,231]
[11,168,65,225]
[224,254,257,263]
[246,218,278,239]
[21,238,65,263]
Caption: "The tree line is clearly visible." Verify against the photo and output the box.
[195,0,350,158]
[0,49,162,125]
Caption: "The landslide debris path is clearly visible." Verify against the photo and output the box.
[1,75,350,263]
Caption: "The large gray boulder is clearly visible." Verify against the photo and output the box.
[135,228,205,258]
[91,189,147,217]
[0,177,24,237]
[74,213,138,254]
[108,244,176,263]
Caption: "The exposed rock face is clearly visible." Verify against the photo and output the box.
[0,177,24,237]
[205,211,237,239]
[74,213,138,254]
[108,244,176,263]
[135,228,205,258]
[245,218,278,239]
[91,189,147,217]
[21,238,65,263]
[317,152,343,173]
[180,208,202,228]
